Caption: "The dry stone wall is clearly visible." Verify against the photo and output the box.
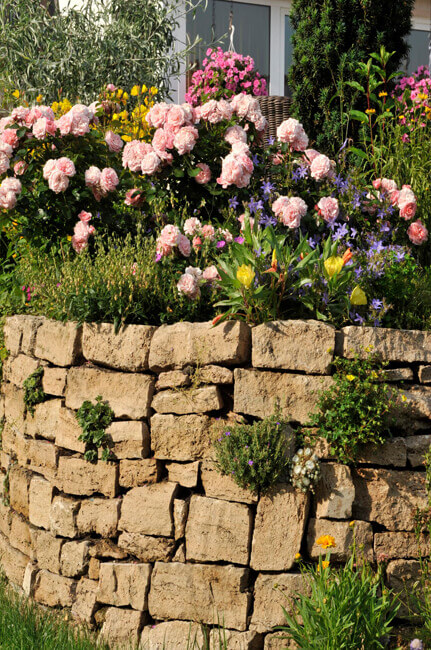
[0,315,431,649]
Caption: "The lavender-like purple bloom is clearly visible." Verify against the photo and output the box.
[370,298,383,310]
[234,236,245,244]
[248,460,254,466]
[261,180,274,196]
[229,196,239,210]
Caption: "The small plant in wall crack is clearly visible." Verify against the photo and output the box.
[23,367,46,416]
[76,396,114,463]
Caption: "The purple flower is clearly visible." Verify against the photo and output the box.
[56,282,61,288]
[410,639,424,650]
[155,253,162,262]
[225,431,231,436]
[370,298,383,310]
[248,460,254,466]
[268,136,275,145]
[332,223,349,241]
[234,236,245,244]
[261,180,274,196]
[216,240,226,249]
[252,154,259,165]
[259,213,277,228]
[229,196,239,210]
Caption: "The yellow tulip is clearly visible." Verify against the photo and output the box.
[123,92,129,100]
[131,85,140,96]
[236,264,255,289]
[150,86,158,95]
[141,84,148,93]
[324,256,344,278]
[350,286,367,305]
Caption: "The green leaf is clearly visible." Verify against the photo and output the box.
[349,109,369,124]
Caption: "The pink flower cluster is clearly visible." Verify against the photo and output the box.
[316,196,339,223]
[156,218,233,261]
[217,141,254,189]
[56,104,95,137]
[156,224,191,258]
[43,157,76,193]
[85,166,119,201]
[0,117,24,175]
[372,178,417,220]
[105,130,124,153]
[185,47,267,106]
[123,141,161,174]
[272,195,308,228]
[177,264,221,300]
[71,210,95,253]
[277,118,309,152]
[0,177,21,210]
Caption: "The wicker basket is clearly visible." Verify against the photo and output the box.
[257,95,292,142]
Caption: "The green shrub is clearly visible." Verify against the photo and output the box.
[76,396,114,463]
[23,366,46,416]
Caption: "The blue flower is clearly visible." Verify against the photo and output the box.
[229,196,239,210]
[370,298,383,310]
[261,181,274,196]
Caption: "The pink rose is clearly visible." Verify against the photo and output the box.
[32,117,56,140]
[43,159,56,180]
[166,105,187,130]
[71,236,88,253]
[106,83,116,92]
[1,128,19,148]
[178,234,191,257]
[303,149,321,165]
[177,272,200,299]
[160,224,180,247]
[397,187,417,220]
[78,210,92,224]
[0,190,16,210]
[310,154,332,181]
[152,128,171,157]
[195,163,211,184]
[74,220,90,239]
[48,170,69,193]
[56,157,75,177]
[184,217,202,236]
[9,107,29,124]
[280,197,308,228]
[141,151,160,175]
[380,178,398,194]
[156,240,172,257]
[407,220,428,245]
[192,236,202,250]
[85,166,101,187]
[400,202,417,220]
[238,213,254,231]
[0,153,10,175]
[231,141,250,156]
[100,167,119,194]
[24,107,42,127]
[272,196,290,217]
[173,126,198,155]
[1,177,21,194]
[122,141,153,172]
[218,227,233,243]
[105,130,123,152]
[124,188,143,207]
[317,196,339,222]
[201,224,215,240]
[203,265,220,282]
[277,118,308,151]
[0,140,13,157]
[13,161,27,176]
[146,103,170,129]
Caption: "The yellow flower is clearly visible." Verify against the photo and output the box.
[324,256,344,278]
[370,370,378,379]
[67,235,72,241]
[236,264,255,289]
[365,108,376,115]
[150,86,158,95]
[36,94,43,103]
[317,560,330,573]
[141,84,148,93]
[316,535,336,549]
[295,552,301,560]
[349,520,356,527]
[398,115,405,120]
[121,135,132,142]
[418,93,428,101]
[378,91,388,97]
[123,92,129,100]
[346,375,356,382]
[401,394,407,403]
[12,89,20,99]
[131,85,140,96]
[116,89,123,98]
[350,285,367,306]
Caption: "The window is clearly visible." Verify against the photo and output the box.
[403,28,430,73]
[284,13,294,96]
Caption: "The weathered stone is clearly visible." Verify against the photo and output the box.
[383,368,414,382]
[406,435,431,467]
[9,513,32,556]
[149,321,251,372]
[173,499,188,541]
[55,407,86,453]
[156,370,191,390]
[88,557,100,580]
[89,539,127,560]
[98,562,152,610]
[264,633,298,649]
[104,421,150,459]
[119,459,161,488]
[140,621,204,649]
[166,461,199,488]
[3,315,23,355]
[251,484,309,571]
[152,386,223,415]
[252,320,335,374]
[35,320,82,367]
[356,438,407,467]
[0,532,29,586]
[148,562,251,631]
[71,578,98,623]
[198,365,234,385]
[375,532,430,560]
[56,457,118,498]
[33,569,76,607]
[186,495,252,565]
[118,532,175,562]
[173,543,186,563]
[120,482,178,537]
[315,463,355,519]
[42,367,67,396]
[419,365,431,383]
[234,369,333,423]
[3,382,25,433]
[33,529,63,572]
[100,608,144,648]
[77,498,120,537]
[25,438,58,479]
[29,476,53,530]
[251,573,310,632]
[0,485,11,537]
[200,460,258,504]
[26,399,63,441]
[209,630,263,649]
[61,540,90,577]
[307,518,374,562]
[66,366,154,419]
[50,495,79,538]
[20,315,45,356]
[398,386,431,426]
[151,414,215,460]
[353,468,427,531]
[7,354,40,388]
[387,559,421,617]
[23,562,39,597]
[82,322,156,371]
[9,465,31,518]
[6,430,27,466]
[342,326,431,363]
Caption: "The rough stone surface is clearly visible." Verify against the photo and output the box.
[156,370,191,390]
[42,367,67,396]
[104,421,150,459]
[117,532,175,562]
[9,466,31,518]
[88,557,100,580]
[342,326,431,363]
[264,633,298,650]
[20,316,45,356]
[97,562,152,610]
[152,386,223,415]
[149,321,251,371]
[9,513,32,556]
[3,315,24,355]
[173,499,188,541]
[234,369,333,423]
[119,482,178,537]
[356,438,407,467]
[405,435,431,467]
[77,498,120,537]
[29,476,53,530]
[50,495,79,538]
[419,365,431,383]
[3,383,26,433]
[33,529,63,572]
[375,532,430,560]
[148,562,251,631]
[315,463,355,519]
[61,540,90,577]
[26,399,63,441]
[0,532,29,586]
[166,461,200,488]
[82,322,156,371]
[201,460,258,504]
[384,368,414,382]
[25,438,58,479]
[251,573,310,632]
[307,518,374,562]
[71,578,98,623]
[387,559,421,617]
[140,621,204,649]
[56,457,118,498]
[23,562,38,597]
[7,354,40,388]
[353,468,427,531]
[89,539,127,560]
[251,484,309,571]
[66,366,154,419]
[151,414,215,460]
[199,365,234,384]
[398,386,431,425]
[100,608,144,648]
[35,320,82,367]
[252,320,335,374]
[55,407,86,453]
[119,459,161,488]
[33,569,75,607]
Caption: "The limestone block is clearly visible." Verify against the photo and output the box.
[383,368,414,382]
[173,543,186,563]
[209,630,263,649]
[26,399,63,441]
[71,578,98,623]
[234,369,333,423]
[3,382,25,433]
[97,562,152,610]
[25,438,58,479]
[119,483,178,537]
[89,539,127,560]
[307,518,374,562]
[141,621,204,649]
[50,495,80,538]
[356,438,407,467]
[119,459,161,488]
[29,476,53,530]
[9,465,31,518]
[23,562,39,597]
[7,430,27,467]
[82,322,156,371]
[152,386,223,415]
[35,320,82,367]
[0,532,29,587]
[33,529,63,572]
[387,559,421,617]
[419,365,431,383]
[251,573,309,632]
[104,421,150,459]
[166,461,200,488]
[3,315,23,355]
[406,435,431,467]
[150,414,215,460]
[397,386,431,426]
[61,540,91,577]
[315,463,355,519]
[65,366,154,419]
[33,569,76,607]
[342,326,431,363]
[88,557,100,580]
[117,532,175,562]
[42,367,67,396]
[198,365,234,385]
[77,498,120,537]
[149,321,251,372]
[264,633,298,649]
[374,532,430,560]
[100,608,144,648]
[200,460,258,504]
[250,484,309,571]
[252,320,335,374]
[0,492,11,537]
[173,499,188,541]
[9,513,32,556]
[20,315,45,356]
[186,495,252,565]
[56,456,118,498]
[55,407,86,453]
[7,354,40,388]
[148,562,251,631]
[156,370,191,390]
[353,468,427,531]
